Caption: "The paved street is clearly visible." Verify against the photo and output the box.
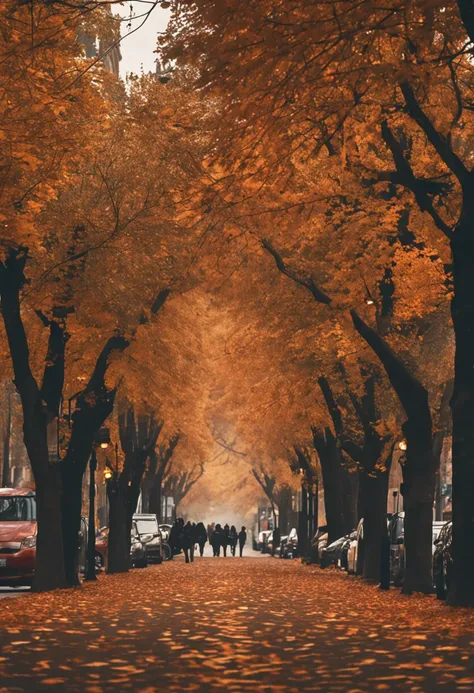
[0,555,473,693]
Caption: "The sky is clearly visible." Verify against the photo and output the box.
[116,2,171,78]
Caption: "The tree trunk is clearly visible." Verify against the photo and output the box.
[297,484,308,557]
[140,481,151,514]
[33,461,66,591]
[277,486,291,535]
[107,483,130,574]
[149,474,163,520]
[400,417,436,594]
[351,311,436,594]
[60,465,84,586]
[341,469,358,535]
[314,429,346,543]
[448,217,474,605]
[61,361,120,585]
[358,470,390,581]
[2,401,11,487]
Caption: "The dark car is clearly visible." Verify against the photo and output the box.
[433,520,452,600]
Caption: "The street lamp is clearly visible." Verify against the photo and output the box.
[398,439,407,451]
[85,427,111,581]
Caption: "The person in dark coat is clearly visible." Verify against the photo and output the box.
[211,523,222,556]
[196,522,208,556]
[222,524,230,557]
[181,521,196,563]
[168,519,183,558]
[238,526,247,557]
[229,525,238,556]
[207,522,215,546]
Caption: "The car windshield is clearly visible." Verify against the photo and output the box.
[135,519,158,535]
[0,496,36,521]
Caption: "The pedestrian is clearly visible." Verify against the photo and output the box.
[181,521,196,563]
[229,525,238,556]
[196,522,207,556]
[207,522,215,546]
[168,519,182,558]
[222,523,230,557]
[238,526,247,557]
[211,523,223,556]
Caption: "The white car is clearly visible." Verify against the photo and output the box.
[347,518,364,574]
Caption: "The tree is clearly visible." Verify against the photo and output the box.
[107,403,162,574]
[142,434,181,519]
[163,460,204,518]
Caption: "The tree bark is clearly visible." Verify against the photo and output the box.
[107,482,130,574]
[448,212,474,605]
[2,387,12,487]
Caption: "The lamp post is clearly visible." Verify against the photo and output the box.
[85,427,110,581]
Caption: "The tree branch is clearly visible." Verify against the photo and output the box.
[400,81,470,185]
[261,238,332,304]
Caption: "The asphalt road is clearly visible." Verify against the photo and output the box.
[0,553,473,692]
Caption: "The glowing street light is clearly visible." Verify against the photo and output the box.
[399,440,407,451]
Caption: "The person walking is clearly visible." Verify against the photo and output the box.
[222,524,230,557]
[238,526,247,557]
[207,522,215,545]
[229,525,238,556]
[168,519,182,558]
[211,523,222,556]
[181,521,196,563]
[196,522,207,556]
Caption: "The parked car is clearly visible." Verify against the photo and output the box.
[281,528,298,559]
[321,531,355,569]
[347,518,364,575]
[433,520,452,600]
[0,488,37,587]
[275,535,288,557]
[133,514,163,564]
[159,524,172,542]
[310,525,328,563]
[389,513,445,587]
[131,521,147,568]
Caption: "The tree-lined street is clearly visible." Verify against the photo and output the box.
[0,557,473,693]
[1,1,474,690]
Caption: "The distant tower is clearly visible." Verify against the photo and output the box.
[78,4,122,77]
[155,58,173,84]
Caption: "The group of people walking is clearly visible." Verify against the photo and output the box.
[208,523,247,558]
[168,519,247,563]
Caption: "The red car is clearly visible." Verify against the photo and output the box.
[0,488,37,587]
[1,488,109,586]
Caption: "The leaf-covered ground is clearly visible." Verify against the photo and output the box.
[0,555,473,692]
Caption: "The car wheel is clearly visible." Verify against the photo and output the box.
[134,557,148,569]
[162,543,172,561]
